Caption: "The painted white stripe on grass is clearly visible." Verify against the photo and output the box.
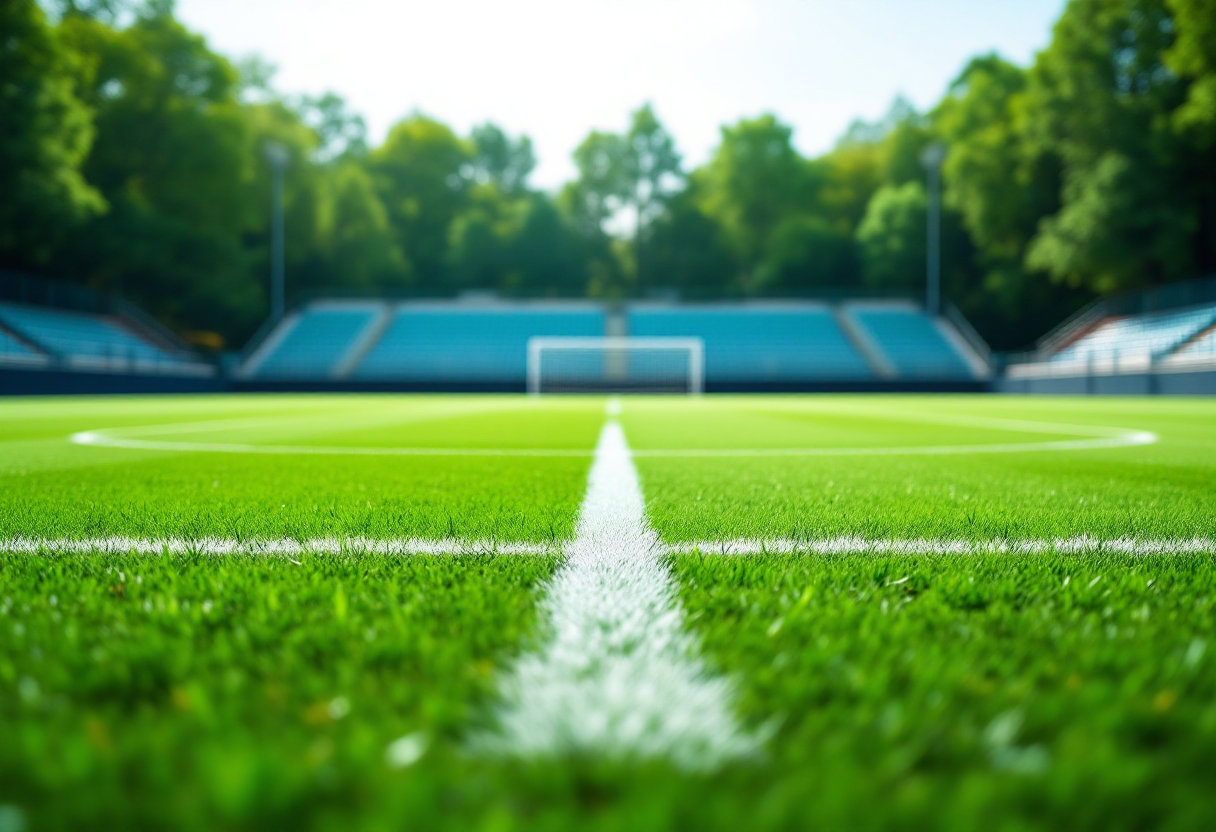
[70,428,1157,457]
[70,431,595,457]
[473,420,761,772]
[668,536,1216,556]
[0,537,557,556]
[4,536,1211,557]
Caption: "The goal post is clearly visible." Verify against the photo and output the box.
[527,337,705,395]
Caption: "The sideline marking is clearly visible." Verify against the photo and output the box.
[471,420,762,771]
[0,537,557,556]
[3,536,1210,557]
[666,536,1216,556]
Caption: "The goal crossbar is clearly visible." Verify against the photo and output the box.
[527,336,705,395]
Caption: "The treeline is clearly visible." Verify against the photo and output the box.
[3,0,1214,349]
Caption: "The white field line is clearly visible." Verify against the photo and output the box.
[471,420,762,772]
[667,536,1216,556]
[2,536,1212,557]
[69,428,1157,458]
[0,537,557,556]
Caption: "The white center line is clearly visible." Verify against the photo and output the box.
[472,419,762,771]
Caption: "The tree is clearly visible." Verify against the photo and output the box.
[470,123,536,197]
[51,8,265,338]
[369,115,472,289]
[698,114,814,287]
[567,105,682,291]
[298,92,368,162]
[1165,0,1216,272]
[0,0,105,267]
[646,184,736,296]
[856,182,928,292]
[757,217,860,293]
[1023,0,1203,290]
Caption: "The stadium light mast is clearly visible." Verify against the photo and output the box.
[920,141,946,318]
[265,142,290,323]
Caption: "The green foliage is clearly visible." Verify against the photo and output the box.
[699,115,815,280]
[0,0,104,264]
[1023,0,1210,290]
[369,116,472,288]
[857,182,929,291]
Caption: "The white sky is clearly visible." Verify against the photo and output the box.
[176,0,1066,189]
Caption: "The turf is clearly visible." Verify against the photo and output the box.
[625,396,1216,541]
[2,393,1215,830]
[0,551,558,831]
[0,395,602,542]
[672,551,1216,831]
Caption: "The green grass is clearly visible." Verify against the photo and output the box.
[0,551,558,831]
[0,395,602,542]
[672,551,1216,831]
[2,393,1215,830]
[625,396,1216,541]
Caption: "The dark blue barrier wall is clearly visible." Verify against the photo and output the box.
[999,369,1216,396]
[0,368,225,396]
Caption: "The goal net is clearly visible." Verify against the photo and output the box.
[527,337,704,394]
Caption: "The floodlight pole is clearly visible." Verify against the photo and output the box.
[921,141,946,318]
[265,142,290,323]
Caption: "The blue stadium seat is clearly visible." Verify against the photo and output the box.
[1052,305,1216,364]
[848,306,974,378]
[0,302,176,365]
[627,304,871,382]
[354,304,606,381]
[1175,325,1216,359]
[253,305,380,379]
[0,326,46,363]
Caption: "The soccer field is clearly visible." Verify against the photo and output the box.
[2,394,1215,830]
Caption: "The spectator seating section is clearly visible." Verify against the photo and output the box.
[1052,304,1216,364]
[847,305,975,378]
[627,304,872,381]
[353,304,606,381]
[253,305,380,379]
[0,326,47,364]
[1171,323,1216,360]
[0,302,178,366]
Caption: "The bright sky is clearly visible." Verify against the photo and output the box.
[176,0,1066,189]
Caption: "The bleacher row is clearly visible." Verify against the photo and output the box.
[240,300,985,384]
[0,301,205,374]
[1010,302,1216,377]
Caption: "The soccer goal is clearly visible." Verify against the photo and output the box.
[527,337,705,394]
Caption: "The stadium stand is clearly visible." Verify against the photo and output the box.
[0,324,49,366]
[0,301,194,371]
[843,302,982,379]
[1170,323,1216,363]
[1050,305,1216,367]
[1001,276,1216,393]
[351,302,607,382]
[243,302,385,379]
[233,298,988,389]
[626,303,875,382]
